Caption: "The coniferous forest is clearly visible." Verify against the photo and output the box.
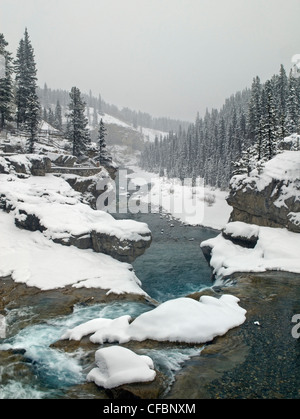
[1,28,300,191]
[140,65,300,189]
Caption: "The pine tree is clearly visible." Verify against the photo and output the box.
[0,33,14,129]
[247,76,262,142]
[276,65,288,138]
[286,72,299,135]
[98,118,111,165]
[264,82,278,159]
[26,90,40,153]
[54,100,62,131]
[66,86,90,158]
[48,107,55,126]
[92,106,98,127]
[15,28,40,133]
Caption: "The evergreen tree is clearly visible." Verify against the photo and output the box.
[0,33,14,129]
[261,80,279,160]
[43,107,47,122]
[54,100,62,131]
[25,90,40,153]
[47,107,55,126]
[92,106,98,127]
[286,72,299,134]
[276,64,288,138]
[15,28,40,130]
[66,86,90,157]
[98,118,111,165]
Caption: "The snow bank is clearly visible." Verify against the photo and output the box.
[62,295,246,345]
[0,211,147,295]
[0,173,151,242]
[223,221,259,240]
[201,221,300,280]
[87,346,156,389]
[230,150,300,200]
[127,165,231,230]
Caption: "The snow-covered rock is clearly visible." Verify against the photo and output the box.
[0,210,147,295]
[228,150,300,233]
[201,221,300,280]
[0,154,51,176]
[87,346,156,389]
[61,295,247,345]
[0,173,152,263]
[222,221,259,248]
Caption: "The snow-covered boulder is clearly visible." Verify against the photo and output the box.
[222,221,259,248]
[0,173,152,263]
[0,154,51,176]
[61,295,247,345]
[87,346,156,389]
[227,151,300,233]
[46,153,77,168]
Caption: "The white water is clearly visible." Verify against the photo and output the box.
[0,301,204,399]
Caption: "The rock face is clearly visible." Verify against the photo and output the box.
[227,151,300,233]
[58,169,114,210]
[91,231,152,263]
[12,206,152,263]
[0,154,51,176]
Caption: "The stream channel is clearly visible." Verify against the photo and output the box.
[0,170,220,399]
[1,169,299,399]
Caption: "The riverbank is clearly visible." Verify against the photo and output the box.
[169,271,300,399]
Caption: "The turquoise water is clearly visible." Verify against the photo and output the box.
[0,210,218,399]
[130,212,218,302]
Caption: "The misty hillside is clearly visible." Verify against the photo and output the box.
[37,84,190,149]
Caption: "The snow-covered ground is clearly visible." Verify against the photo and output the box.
[0,173,150,295]
[127,164,232,230]
[1,173,151,242]
[0,210,147,294]
[201,221,300,281]
[87,109,168,143]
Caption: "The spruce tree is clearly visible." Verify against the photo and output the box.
[66,86,90,158]
[286,72,299,135]
[261,80,279,160]
[25,90,40,153]
[276,65,288,138]
[15,28,40,131]
[248,76,262,143]
[92,106,98,127]
[0,33,13,129]
[98,118,111,165]
[54,100,62,131]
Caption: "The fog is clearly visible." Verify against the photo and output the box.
[1,0,300,121]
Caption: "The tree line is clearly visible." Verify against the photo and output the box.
[140,65,300,189]
[37,85,191,134]
[0,29,109,163]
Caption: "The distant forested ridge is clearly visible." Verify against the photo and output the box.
[140,65,300,189]
[37,84,191,133]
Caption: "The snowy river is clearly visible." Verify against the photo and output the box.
[1,166,300,399]
[0,193,219,398]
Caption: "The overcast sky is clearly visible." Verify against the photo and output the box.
[1,0,300,121]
